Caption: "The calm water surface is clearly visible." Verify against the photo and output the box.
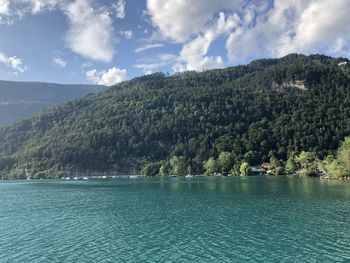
[0,176,350,262]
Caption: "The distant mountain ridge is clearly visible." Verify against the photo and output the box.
[0,80,102,125]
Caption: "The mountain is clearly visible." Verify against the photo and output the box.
[0,80,102,125]
[1,54,350,178]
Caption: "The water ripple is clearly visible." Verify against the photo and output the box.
[0,177,350,262]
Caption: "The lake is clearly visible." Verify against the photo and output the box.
[0,176,350,262]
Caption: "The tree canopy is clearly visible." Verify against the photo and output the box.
[1,54,350,178]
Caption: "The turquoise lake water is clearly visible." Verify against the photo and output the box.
[0,176,350,262]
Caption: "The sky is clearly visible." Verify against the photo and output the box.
[0,0,349,86]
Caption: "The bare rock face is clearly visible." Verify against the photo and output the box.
[338,61,348,66]
[272,80,307,91]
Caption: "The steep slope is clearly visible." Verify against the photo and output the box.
[1,54,350,178]
[0,81,102,125]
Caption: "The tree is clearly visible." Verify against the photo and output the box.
[170,156,188,176]
[231,162,241,176]
[318,154,334,174]
[270,155,281,167]
[240,162,250,176]
[285,153,300,172]
[324,160,346,179]
[159,160,172,176]
[2,54,350,178]
[203,157,218,176]
[337,137,350,173]
[321,137,350,178]
[218,151,234,175]
[296,151,317,176]
[142,162,161,177]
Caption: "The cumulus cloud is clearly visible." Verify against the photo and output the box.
[146,0,350,70]
[64,0,115,63]
[0,51,28,72]
[113,0,125,19]
[226,0,350,61]
[86,67,127,86]
[146,0,242,43]
[284,0,350,56]
[1,0,117,62]
[175,12,239,71]
[3,0,350,77]
[146,0,243,71]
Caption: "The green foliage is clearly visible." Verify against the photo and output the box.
[204,158,218,176]
[170,156,188,176]
[217,151,234,175]
[1,54,350,177]
[285,153,300,172]
[269,155,281,167]
[337,137,350,172]
[231,162,241,176]
[322,137,350,178]
[240,162,250,176]
[324,160,346,179]
[142,162,161,177]
[296,151,317,176]
[159,160,172,176]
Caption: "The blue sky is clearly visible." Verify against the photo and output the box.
[0,0,349,85]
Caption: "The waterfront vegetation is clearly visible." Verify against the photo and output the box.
[1,54,350,180]
[140,136,350,179]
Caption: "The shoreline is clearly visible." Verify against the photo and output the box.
[1,174,349,182]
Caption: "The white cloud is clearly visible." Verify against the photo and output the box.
[0,0,62,24]
[0,51,28,72]
[146,0,242,43]
[18,0,61,14]
[146,0,350,68]
[0,0,117,62]
[283,0,350,56]
[120,30,133,39]
[64,0,115,63]
[53,56,67,68]
[146,1,243,71]
[175,12,239,71]
[86,67,127,86]
[135,43,163,53]
[0,0,9,15]
[113,0,125,19]
[226,0,350,61]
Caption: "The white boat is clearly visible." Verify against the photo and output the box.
[129,175,138,179]
[82,177,89,180]
[185,174,193,178]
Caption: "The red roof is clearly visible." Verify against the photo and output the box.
[261,163,270,169]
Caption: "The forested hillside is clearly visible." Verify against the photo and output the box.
[0,81,101,125]
[1,54,350,178]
